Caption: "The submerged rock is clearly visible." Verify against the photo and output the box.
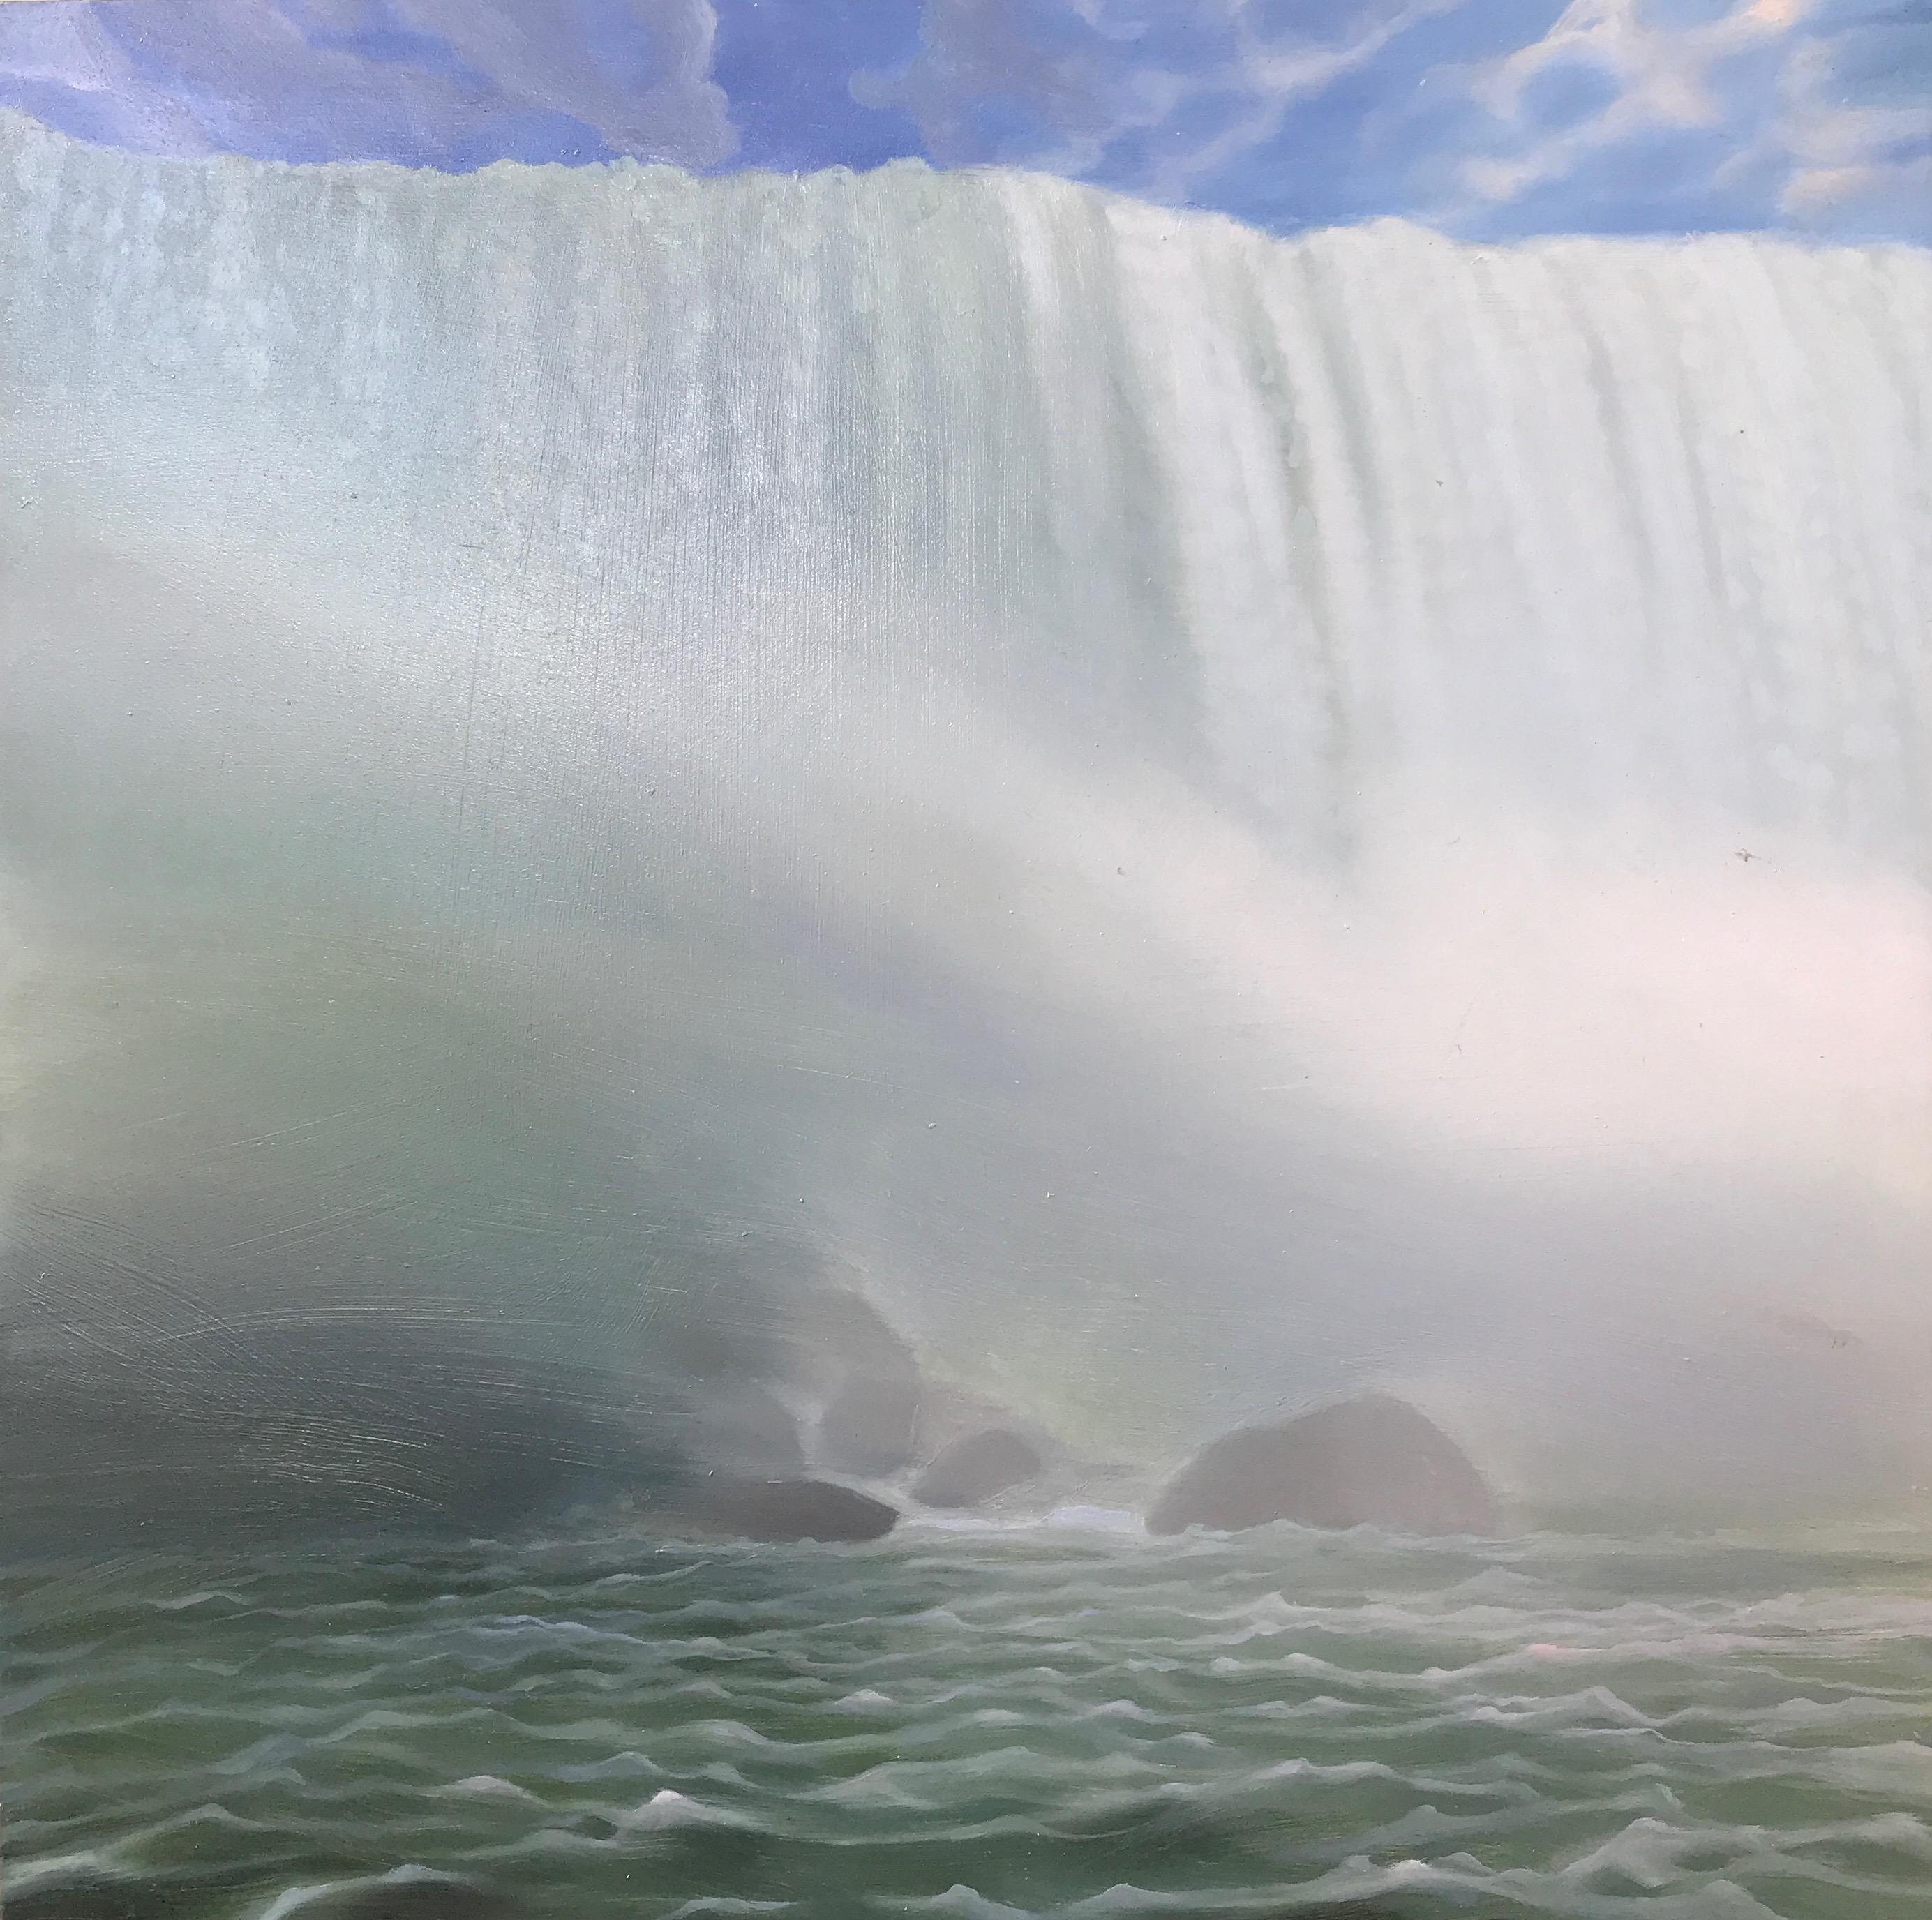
[913,1428,1044,1508]
[1147,1393,1497,1537]
[688,1475,899,1543]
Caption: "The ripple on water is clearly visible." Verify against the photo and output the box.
[7,1527,1932,1918]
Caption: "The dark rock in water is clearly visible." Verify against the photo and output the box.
[795,1287,926,1474]
[797,1288,920,1386]
[689,1475,898,1542]
[1147,1393,1497,1537]
[913,1428,1044,1507]
[681,1377,807,1478]
[816,1373,922,1476]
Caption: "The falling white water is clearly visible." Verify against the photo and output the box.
[2,113,1929,1517]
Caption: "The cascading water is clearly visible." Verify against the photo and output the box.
[2,112,1929,1536]
[10,107,1932,1920]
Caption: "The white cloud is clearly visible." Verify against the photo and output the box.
[1144,0,1468,204]
[0,0,1924,237]
[855,0,1927,239]
[407,0,734,163]
[1458,0,1813,211]
[1774,24,1932,232]
[0,0,737,167]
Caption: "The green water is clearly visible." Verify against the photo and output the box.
[8,1520,1932,1918]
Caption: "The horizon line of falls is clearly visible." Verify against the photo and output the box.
[2,110,1929,1545]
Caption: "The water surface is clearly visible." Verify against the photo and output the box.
[9,1522,1932,1917]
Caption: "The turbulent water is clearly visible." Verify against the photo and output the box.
[10,1522,1932,1919]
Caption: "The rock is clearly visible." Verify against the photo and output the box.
[913,1429,1044,1508]
[688,1475,899,1542]
[797,1288,920,1386]
[1146,1394,1497,1537]
[791,1287,927,1475]
[816,1374,922,1476]
[681,1378,807,1478]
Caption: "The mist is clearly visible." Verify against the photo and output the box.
[3,114,1929,1548]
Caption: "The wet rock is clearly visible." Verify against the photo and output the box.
[797,1289,920,1383]
[794,1287,925,1475]
[688,1475,899,1542]
[681,1377,807,1478]
[913,1428,1044,1508]
[1147,1393,1497,1537]
[816,1373,922,1476]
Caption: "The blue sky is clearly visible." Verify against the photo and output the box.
[0,0,1924,240]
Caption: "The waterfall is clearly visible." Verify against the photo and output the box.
[3,112,1929,1521]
